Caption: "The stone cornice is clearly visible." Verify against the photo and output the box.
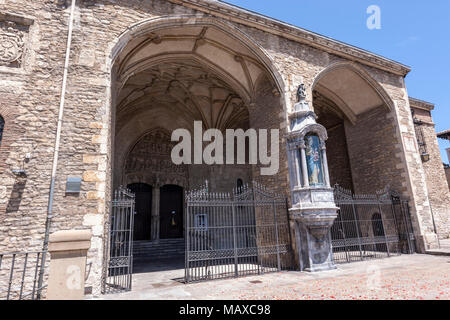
[409,97,434,111]
[437,129,450,140]
[169,0,411,76]
[0,11,35,26]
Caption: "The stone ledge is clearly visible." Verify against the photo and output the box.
[48,230,92,252]
[426,250,450,257]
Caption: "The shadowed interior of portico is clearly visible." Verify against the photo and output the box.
[133,257,184,274]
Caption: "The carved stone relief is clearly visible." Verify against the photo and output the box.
[0,21,26,68]
[124,129,188,187]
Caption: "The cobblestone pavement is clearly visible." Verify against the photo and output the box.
[95,254,450,300]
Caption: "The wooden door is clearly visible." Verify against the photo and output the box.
[160,185,183,239]
[127,183,152,241]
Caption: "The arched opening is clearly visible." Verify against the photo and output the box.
[371,212,386,252]
[236,178,243,191]
[108,18,286,278]
[313,62,404,261]
[371,212,385,237]
[312,62,398,194]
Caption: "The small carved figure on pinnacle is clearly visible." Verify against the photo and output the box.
[297,83,306,102]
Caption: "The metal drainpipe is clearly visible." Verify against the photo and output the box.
[37,0,77,298]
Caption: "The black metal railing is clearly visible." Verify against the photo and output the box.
[0,251,48,300]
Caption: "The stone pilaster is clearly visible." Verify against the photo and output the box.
[151,186,161,242]
[46,230,91,300]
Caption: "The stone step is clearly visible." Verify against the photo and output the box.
[132,239,185,259]
[133,245,184,249]
[133,245,185,251]
[426,249,450,256]
[133,253,185,260]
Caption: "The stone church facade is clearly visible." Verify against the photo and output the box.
[0,0,449,295]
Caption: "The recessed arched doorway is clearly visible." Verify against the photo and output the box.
[159,185,184,239]
[371,212,386,252]
[127,183,153,241]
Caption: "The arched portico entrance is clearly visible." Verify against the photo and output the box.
[311,62,415,263]
[312,62,398,194]
[106,17,287,282]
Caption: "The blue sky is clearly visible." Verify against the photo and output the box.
[223,0,450,163]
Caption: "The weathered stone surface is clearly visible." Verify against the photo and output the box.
[410,99,450,239]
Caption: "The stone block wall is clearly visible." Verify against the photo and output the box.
[324,123,354,191]
[345,106,405,194]
[249,76,289,197]
[410,102,450,239]
[446,167,450,189]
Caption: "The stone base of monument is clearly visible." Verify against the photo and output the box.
[294,216,337,272]
[290,187,338,272]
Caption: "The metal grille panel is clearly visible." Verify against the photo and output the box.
[0,251,48,300]
[103,187,135,294]
[185,182,294,283]
[331,185,416,264]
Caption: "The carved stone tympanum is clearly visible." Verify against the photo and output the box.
[124,128,188,187]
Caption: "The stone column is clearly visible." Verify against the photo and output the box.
[46,230,91,300]
[289,146,302,188]
[151,186,160,242]
[321,142,331,188]
[299,142,309,188]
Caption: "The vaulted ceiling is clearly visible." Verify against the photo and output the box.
[113,24,277,136]
[313,65,390,124]
[116,60,249,133]
[112,24,278,180]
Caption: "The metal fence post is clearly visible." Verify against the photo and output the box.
[377,201,390,257]
[231,199,238,277]
[6,253,16,300]
[272,199,281,271]
[401,200,415,254]
[350,202,363,260]
[185,197,190,283]
[338,210,349,263]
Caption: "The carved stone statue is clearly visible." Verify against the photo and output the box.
[296,83,306,102]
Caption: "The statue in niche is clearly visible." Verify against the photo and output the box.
[296,83,307,102]
[305,134,324,186]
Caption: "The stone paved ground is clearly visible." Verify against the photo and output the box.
[95,254,450,300]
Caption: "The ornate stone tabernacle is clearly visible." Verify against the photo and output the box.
[287,84,339,272]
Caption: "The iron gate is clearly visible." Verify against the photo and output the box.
[185,181,294,283]
[331,185,416,264]
[103,187,135,294]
